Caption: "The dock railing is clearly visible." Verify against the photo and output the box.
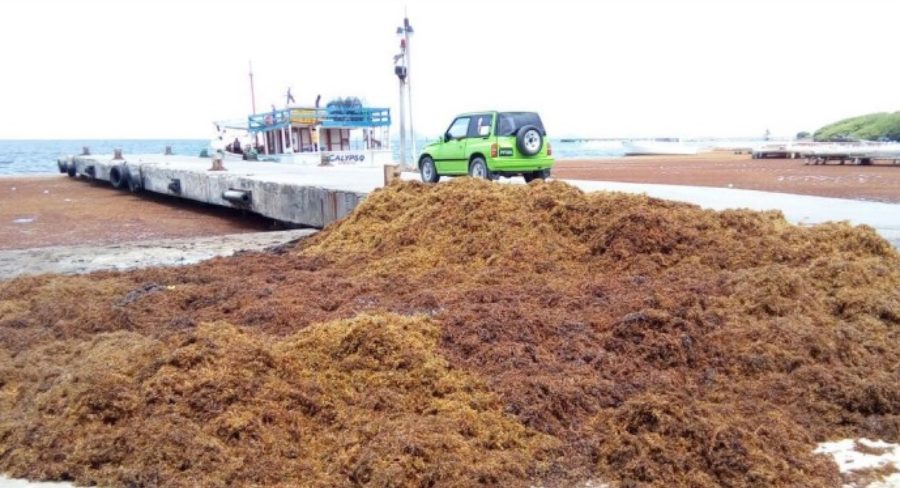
[321,107,391,128]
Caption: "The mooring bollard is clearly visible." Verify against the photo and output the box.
[164,145,173,155]
[209,151,226,171]
[113,149,124,160]
[81,146,91,156]
[383,164,401,185]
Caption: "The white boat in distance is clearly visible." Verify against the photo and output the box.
[622,138,700,156]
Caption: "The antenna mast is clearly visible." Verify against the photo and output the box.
[402,9,416,160]
[248,61,257,114]
[395,10,415,170]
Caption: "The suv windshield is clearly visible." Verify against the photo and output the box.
[497,112,545,136]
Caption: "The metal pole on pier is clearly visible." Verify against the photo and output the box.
[394,37,410,170]
[398,77,407,170]
[399,11,416,161]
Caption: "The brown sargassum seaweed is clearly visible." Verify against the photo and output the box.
[1,179,898,487]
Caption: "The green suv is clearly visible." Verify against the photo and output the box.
[418,111,554,183]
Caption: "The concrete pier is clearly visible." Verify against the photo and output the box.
[59,154,388,227]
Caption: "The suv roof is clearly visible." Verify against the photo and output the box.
[451,111,546,135]
[454,110,538,116]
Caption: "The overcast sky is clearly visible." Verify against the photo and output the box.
[0,0,897,139]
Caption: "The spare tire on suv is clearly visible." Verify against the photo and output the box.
[516,125,544,156]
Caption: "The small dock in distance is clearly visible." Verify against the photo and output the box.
[57,153,389,228]
[753,142,900,165]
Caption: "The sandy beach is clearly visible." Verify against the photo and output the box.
[0,175,278,251]
[1,179,898,488]
[0,229,316,280]
[1,173,898,487]
[554,152,900,203]
[2,0,898,485]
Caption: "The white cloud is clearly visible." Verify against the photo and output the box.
[0,0,897,139]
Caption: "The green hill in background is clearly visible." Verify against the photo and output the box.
[813,111,900,141]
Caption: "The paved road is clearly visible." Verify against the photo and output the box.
[561,179,900,247]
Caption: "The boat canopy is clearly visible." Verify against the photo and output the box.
[248,106,390,133]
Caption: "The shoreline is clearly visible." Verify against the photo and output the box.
[0,228,315,280]
[4,161,899,253]
[8,149,899,204]
[0,172,59,178]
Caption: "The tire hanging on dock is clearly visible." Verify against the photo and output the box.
[109,165,127,190]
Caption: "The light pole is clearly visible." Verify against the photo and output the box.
[397,13,416,163]
[394,44,409,170]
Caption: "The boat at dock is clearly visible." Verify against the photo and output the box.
[214,100,392,167]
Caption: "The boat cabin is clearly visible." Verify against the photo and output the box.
[245,104,391,166]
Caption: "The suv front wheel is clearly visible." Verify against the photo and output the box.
[469,157,493,180]
[420,156,440,183]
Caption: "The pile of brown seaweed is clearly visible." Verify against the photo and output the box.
[0,314,553,486]
[1,178,898,487]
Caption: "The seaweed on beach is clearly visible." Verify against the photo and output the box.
[1,178,898,487]
[0,314,555,487]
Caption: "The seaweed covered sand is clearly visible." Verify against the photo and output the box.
[1,179,898,487]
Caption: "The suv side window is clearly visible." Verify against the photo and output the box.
[447,117,470,140]
[467,113,493,138]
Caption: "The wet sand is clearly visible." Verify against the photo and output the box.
[0,228,316,280]
[554,152,900,203]
[0,175,278,251]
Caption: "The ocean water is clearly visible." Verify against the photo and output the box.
[548,139,626,159]
[0,138,624,175]
[0,140,209,175]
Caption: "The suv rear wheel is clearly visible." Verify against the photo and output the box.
[469,157,492,180]
[420,156,440,183]
[523,169,550,183]
[523,171,540,183]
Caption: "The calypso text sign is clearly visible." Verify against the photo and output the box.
[323,152,368,165]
